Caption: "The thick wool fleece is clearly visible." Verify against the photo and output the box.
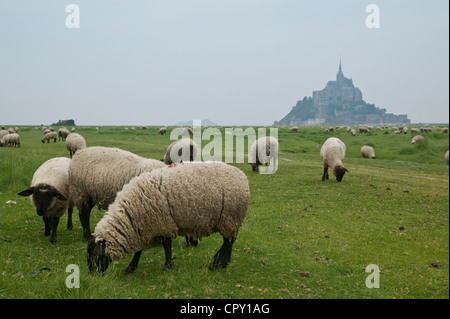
[320,137,346,169]
[65,133,86,154]
[361,145,376,159]
[248,136,279,164]
[30,157,71,218]
[94,161,249,261]
[69,147,166,210]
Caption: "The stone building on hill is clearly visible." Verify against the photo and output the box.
[275,61,410,127]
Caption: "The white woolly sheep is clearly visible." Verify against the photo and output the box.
[158,127,167,135]
[0,130,9,140]
[290,127,298,132]
[58,128,70,141]
[350,129,356,136]
[1,133,21,147]
[163,138,198,165]
[411,135,424,144]
[442,128,448,134]
[445,150,449,165]
[87,161,249,274]
[69,146,166,241]
[65,133,86,158]
[42,131,57,143]
[181,127,193,136]
[18,157,73,243]
[402,127,408,134]
[410,128,421,134]
[359,127,370,133]
[248,136,279,173]
[320,137,348,182]
[361,145,376,159]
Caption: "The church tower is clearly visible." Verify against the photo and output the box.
[336,59,344,80]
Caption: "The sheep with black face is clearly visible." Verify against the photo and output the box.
[18,157,73,243]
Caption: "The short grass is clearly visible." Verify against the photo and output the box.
[0,125,448,299]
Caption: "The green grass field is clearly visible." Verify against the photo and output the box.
[0,125,448,299]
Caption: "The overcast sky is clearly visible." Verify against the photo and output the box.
[0,0,448,126]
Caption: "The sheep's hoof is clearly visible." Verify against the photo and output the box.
[125,265,137,274]
[209,259,229,270]
[162,260,174,271]
[49,237,57,244]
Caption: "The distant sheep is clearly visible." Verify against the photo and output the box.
[411,135,424,144]
[58,128,70,141]
[359,127,370,133]
[442,128,448,134]
[410,128,421,134]
[163,138,198,165]
[361,145,376,159]
[248,136,279,173]
[158,127,167,135]
[42,132,57,143]
[320,137,348,182]
[65,133,86,158]
[1,133,20,147]
[18,157,73,243]
[69,146,166,241]
[350,129,356,136]
[289,127,298,132]
[87,161,249,274]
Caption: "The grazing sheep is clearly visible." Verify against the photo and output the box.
[42,132,57,143]
[320,137,348,182]
[18,157,73,243]
[69,146,166,241]
[361,145,376,159]
[402,127,408,134]
[158,127,167,135]
[58,128,70,141]
[445,150,449,165]
[248,136,279,173]
[0,133,20,147]
[394,130,402,135]
[411,128,421,134]
[442,128,448,134]
[359,127,370,133]
[350,129,356,136]
[289,127,298,132]
[411,135,424,144]
[87,161,249,274]
[65,133,86,158]
[163,138,198,165]
[0,130,9,140]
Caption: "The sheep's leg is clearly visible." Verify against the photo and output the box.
[67,205,73,230]
[43,217,51,236]
[79,203,93,241]
[185,236,198,247]
[125,250,142,274]
[161,237,174,270]
[209,237,235,270]
[321,166,329,181]
[49,216,60,244]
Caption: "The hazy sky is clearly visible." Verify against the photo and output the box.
[0,0,448,126]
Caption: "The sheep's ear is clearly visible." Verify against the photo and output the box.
[53,189,67,201]
[18,187,35,197]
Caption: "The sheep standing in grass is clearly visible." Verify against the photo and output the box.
[350,129,356,136]
[87,161,249,274]
[18,157,73,243]
[65,133,86,158]
[42,132,57,143]
[248,136,279,173]
[69,146,166,241]
[361,145,376,159]
[58,128,70,141]
[320,137,348,182]
[0,133,21,147]
[163,138,198,165]
[411,135,424,144]
[158,127,167,135]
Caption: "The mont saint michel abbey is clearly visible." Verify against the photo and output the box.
[275,61,410,127]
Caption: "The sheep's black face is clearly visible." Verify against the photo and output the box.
[18,184,67,216]
[334,167,349,182]
[87,238,111,274]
